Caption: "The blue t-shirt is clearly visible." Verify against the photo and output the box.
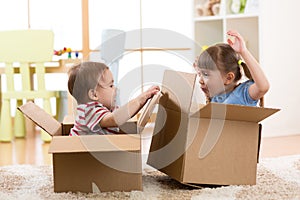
[211,80,258,106]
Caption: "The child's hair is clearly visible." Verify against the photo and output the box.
[68,61,109,104]
[197,43,252,81]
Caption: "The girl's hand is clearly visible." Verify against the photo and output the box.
[227,30,247,53]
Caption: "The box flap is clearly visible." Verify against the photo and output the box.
[119,120,138,134]
[137,91,162,130]
[61,115,75,136]
[49,134,140,153]
[161,70,196,114]
[18,101,61,136]
[190,103,280,123]
[62,115,74,125]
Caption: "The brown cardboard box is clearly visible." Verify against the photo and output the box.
[18,99,159,193]
[147,70,279,186]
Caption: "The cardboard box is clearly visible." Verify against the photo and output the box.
[18,99,159,193]
[147,70,279,186]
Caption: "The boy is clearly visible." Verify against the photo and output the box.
[68,61,159,135]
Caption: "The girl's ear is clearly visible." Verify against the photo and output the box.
[88,89,98,101]
[224,72,235,85]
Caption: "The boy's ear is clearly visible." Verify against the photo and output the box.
[88,89,98,100]
[224,72,235,85]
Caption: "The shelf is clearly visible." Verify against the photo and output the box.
[194,15,223,22]
[225,13,259,19]
[193,0,260,60]
[194,13,259,22]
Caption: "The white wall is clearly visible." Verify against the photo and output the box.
[260,0,300,137]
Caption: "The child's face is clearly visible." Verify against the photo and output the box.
[95,69,117,110]
[197,69,227,98]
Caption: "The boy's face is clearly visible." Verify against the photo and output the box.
[95,69,117,110]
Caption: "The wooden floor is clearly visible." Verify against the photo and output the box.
[0,125,300,166]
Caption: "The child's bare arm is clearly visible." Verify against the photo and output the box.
[100,85,160,127]
[99,112,118,127]
[227,30,270,100]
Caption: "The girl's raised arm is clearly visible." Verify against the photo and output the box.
[227,30,270,100]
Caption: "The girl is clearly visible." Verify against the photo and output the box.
[67,61,160,135]
[194,30,269,106]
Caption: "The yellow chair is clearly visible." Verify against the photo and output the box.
[0,30,60,142]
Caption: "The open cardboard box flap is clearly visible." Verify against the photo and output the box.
[48,134,141,153]
[18,101,61,136]
[137,91,162,128]
[190,102,280,123]
[159,70,196,114]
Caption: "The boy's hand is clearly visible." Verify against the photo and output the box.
[112,85,160,126]
[138,85,160,106]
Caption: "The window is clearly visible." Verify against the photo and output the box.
[30,0,82,59]
[0,0,194,104]
[0,0,28,30]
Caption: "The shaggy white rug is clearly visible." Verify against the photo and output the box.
[1,155,300,200]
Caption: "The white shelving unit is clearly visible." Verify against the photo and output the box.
[193,0,260,60]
